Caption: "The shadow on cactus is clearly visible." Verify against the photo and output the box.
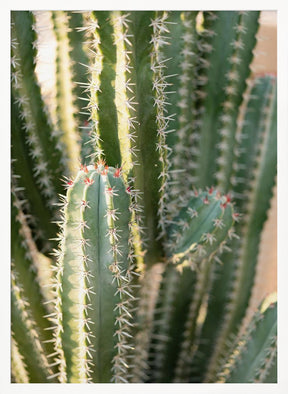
[11,10,277,383]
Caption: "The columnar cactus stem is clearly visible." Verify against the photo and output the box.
[51,163,135,382]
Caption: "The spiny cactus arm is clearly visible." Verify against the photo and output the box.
[11,266,56,382]
[192,11,259,189]
[187,74,277,382]
[51,11,80,175]
[166,189,235,267]
[216,296,277,383]
[203,76,277,382]
[11,336,30,383]
[11,11,66,195]
[53,164,134,383]
[11,95,58,249]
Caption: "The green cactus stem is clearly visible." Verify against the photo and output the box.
[51,162,137,383]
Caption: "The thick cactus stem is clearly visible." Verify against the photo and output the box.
[54,162,135,382]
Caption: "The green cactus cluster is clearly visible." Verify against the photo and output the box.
[11,10,277,383]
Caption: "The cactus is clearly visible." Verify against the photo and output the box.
[11,10,277,383]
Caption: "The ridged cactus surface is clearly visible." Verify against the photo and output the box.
[11,10,277,384]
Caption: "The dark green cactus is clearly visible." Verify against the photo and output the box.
[11,10,277,384]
